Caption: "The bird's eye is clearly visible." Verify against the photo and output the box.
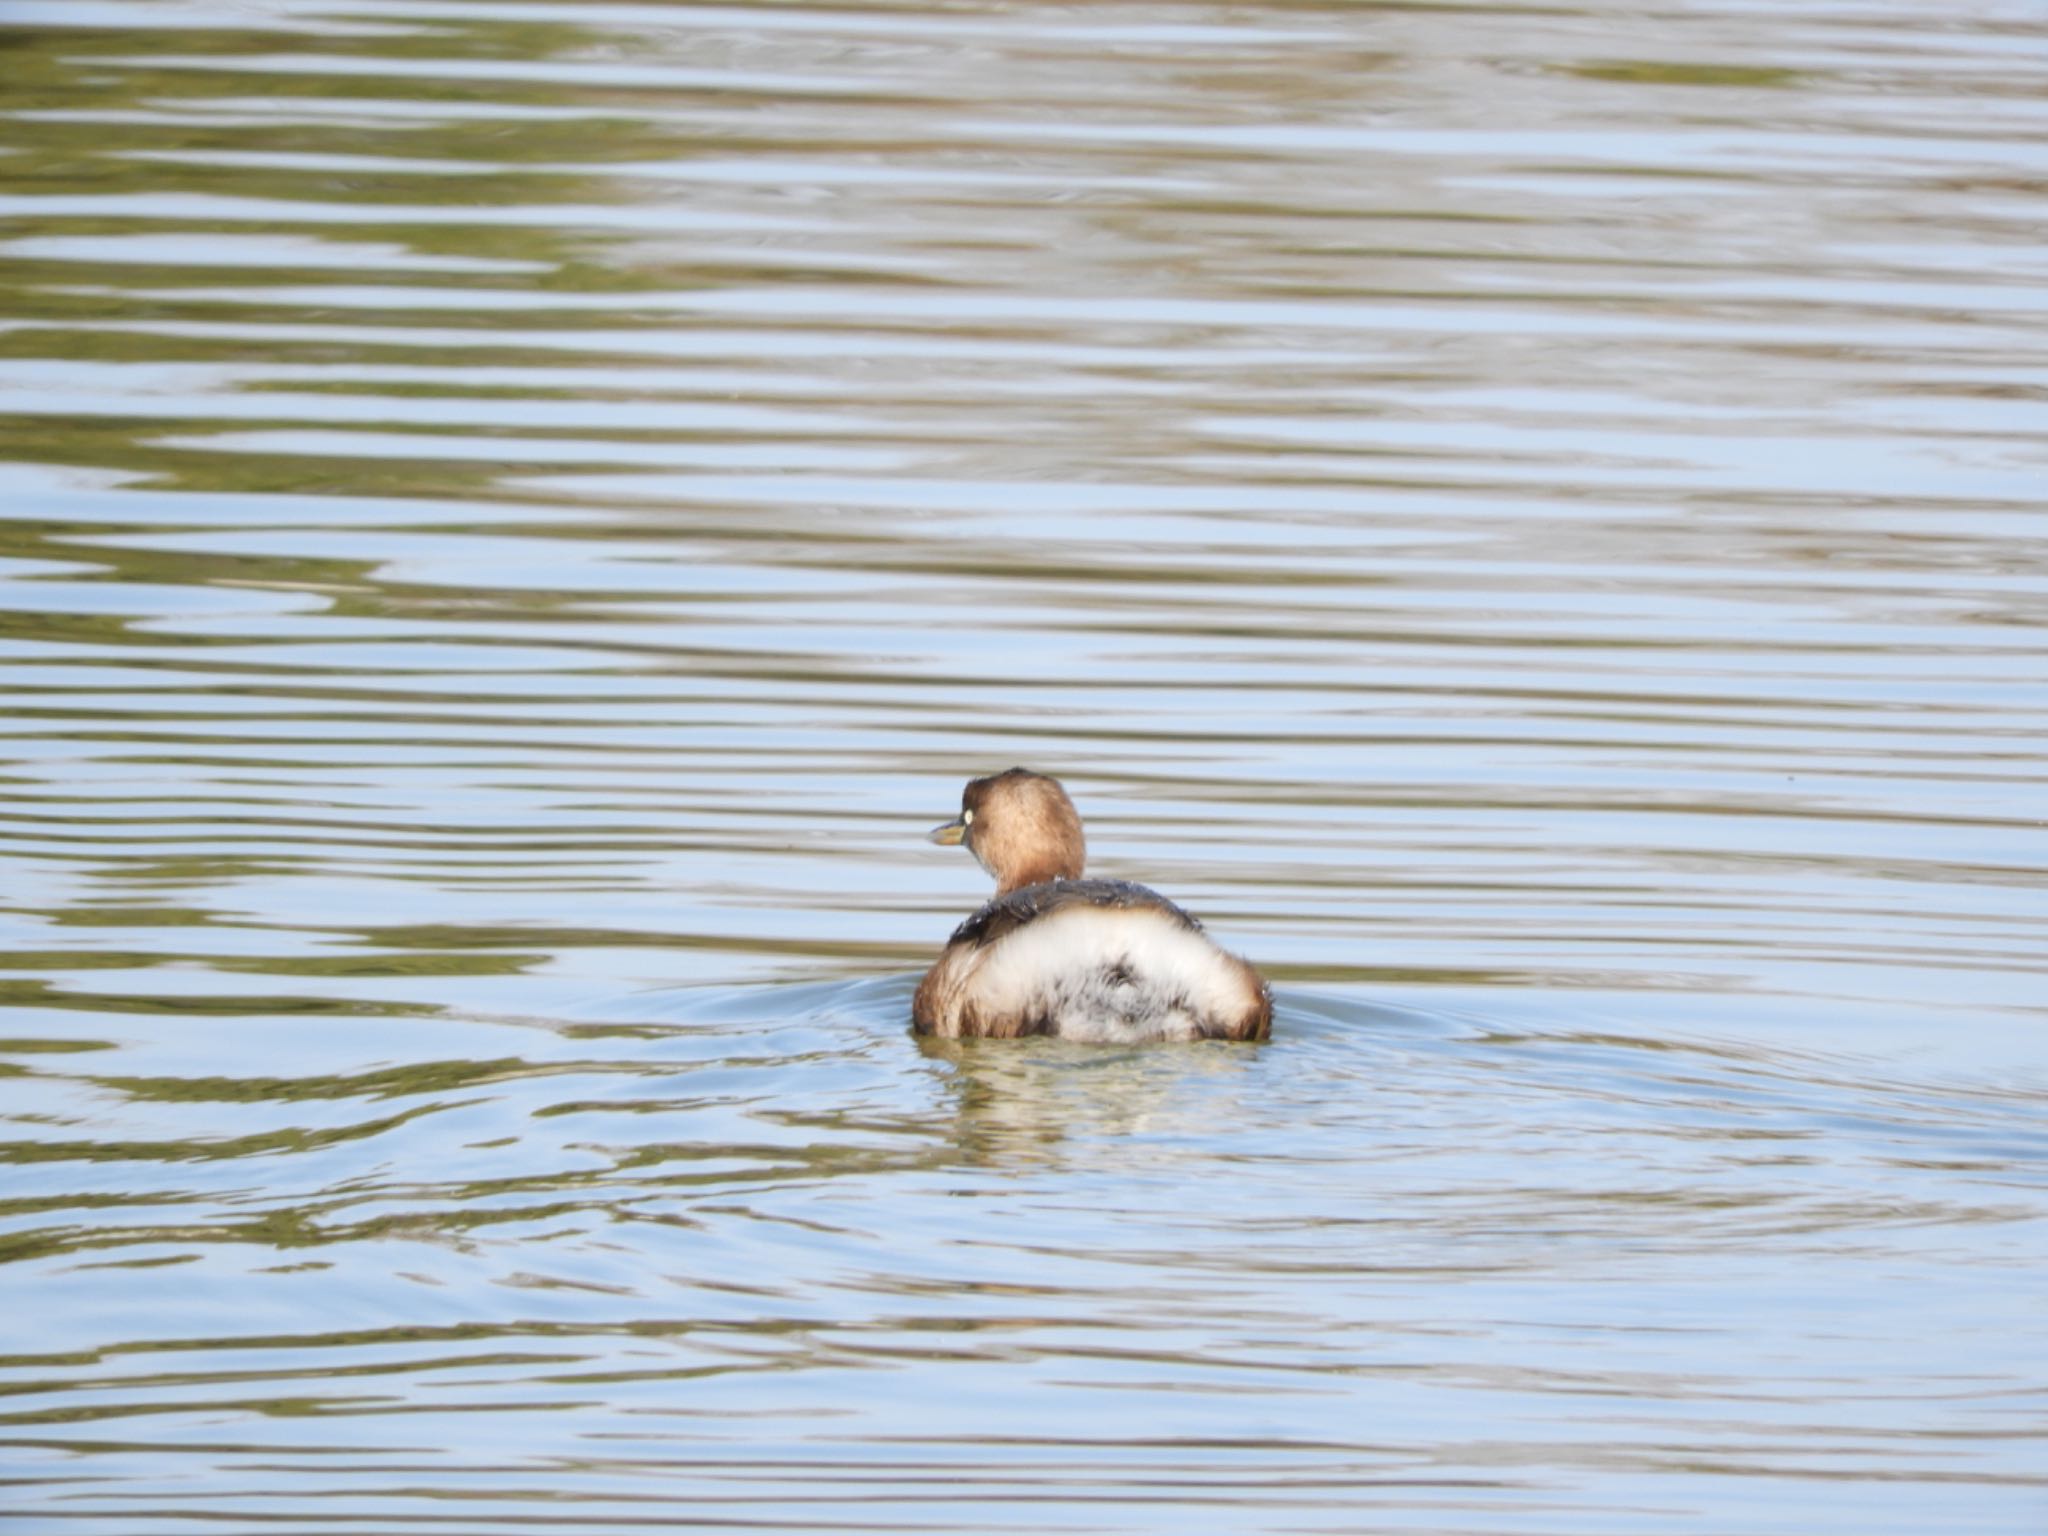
[963,809,974,824]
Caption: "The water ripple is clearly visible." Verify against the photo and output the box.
[1,1,2045,1532]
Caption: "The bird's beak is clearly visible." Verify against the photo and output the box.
[928,817,967,847]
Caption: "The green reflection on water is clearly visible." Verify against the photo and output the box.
[1570,59,1805,88]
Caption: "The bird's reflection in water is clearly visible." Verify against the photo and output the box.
[915,1033,1267,1169]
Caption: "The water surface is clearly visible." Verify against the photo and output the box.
[1,1,2045,1531]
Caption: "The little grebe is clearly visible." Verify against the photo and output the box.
[912,769,1271,1042]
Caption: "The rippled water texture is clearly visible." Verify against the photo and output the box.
[2,1,2046,1531]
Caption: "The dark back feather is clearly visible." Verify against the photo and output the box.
[946,878,1202,950]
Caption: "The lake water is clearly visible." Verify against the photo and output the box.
[2,1,2046,1531]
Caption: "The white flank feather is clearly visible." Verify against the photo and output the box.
[958,904,1255,1043]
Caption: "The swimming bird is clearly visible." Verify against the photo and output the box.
[912,769,1271,1042]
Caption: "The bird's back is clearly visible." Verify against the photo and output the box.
[913,879,1270,1043]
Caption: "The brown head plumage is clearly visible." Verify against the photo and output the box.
[929,768,1086,895]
